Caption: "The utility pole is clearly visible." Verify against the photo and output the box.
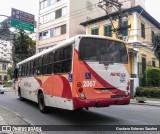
[19,30,25,61]
[98,0,131,39]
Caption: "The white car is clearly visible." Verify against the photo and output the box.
[0,84,4,94]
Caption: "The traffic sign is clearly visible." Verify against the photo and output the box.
[11,8,35,32]
[10,18,34,32]
[11,8,34,24]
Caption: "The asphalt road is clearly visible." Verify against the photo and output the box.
[0,91,160,134]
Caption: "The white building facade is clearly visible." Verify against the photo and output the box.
[0,40,13,62]
[36,0,106,53]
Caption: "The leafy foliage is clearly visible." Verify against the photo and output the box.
[152,33,160,68]
[0,18,12,40]
[145,67,160,87]
[3,82,12,87]
[13,32,36,62]
[7,67,14,79]
[136,87,160,98]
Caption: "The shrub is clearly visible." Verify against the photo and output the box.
[3,82,13,87]
[145,67,160,87]
[136,87,160,98]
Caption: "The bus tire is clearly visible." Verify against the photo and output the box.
[18,88,24,101]
[38,93,47,113]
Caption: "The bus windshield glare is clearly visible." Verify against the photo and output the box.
[79,37,128,64]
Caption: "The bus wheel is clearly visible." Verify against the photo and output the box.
[38,93,46,113]
[18,89,24,101]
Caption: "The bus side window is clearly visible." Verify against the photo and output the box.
[34,57,43,75]
[21,65,24,77]
[54,49,62,73]
[54,45,72,74]
[27,62,30,76]
[14,68,18,79]
[42,53,53,75]
[62,46,72,73]
[19,65,21,77]
[30,60,34,76]
[25,63,28,76]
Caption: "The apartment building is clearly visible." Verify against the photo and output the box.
[0,40,12,62]
[0,59,10,81]
[36,0,106,53]
[80,5,160,96]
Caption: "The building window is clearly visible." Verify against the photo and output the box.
[55,27,61,36]
[62,7,67,16]
[152,60,156,67]
[151,30,154,43]
[122,20,128,37]
[40,0,61,10]
[44,0,47,8]
[104,25,112,37]
[55,25,66,36]
[39,7,65,24]
[4,75,7,81]
[51,0,56,4]
[40,1,44,9]
[43,15,47,23]
[39,25,65,40]
[141,23,145,38]
[39,28,55,40]
[50,28,54,37]
[39,17,43,24]
[61,25,66,34]
[91,28,99,35]
[55,9,62,19]
[2,64,6,70]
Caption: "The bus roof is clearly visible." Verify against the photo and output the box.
[16,34,125,67]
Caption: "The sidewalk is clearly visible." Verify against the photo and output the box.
[0,88,42,134]
[130,98,160,106]
[4,86,15,92]
[0,107,40,134]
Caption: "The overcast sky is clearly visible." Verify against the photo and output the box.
[0,0,160,22]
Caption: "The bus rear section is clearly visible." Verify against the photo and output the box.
[72,36,130,110]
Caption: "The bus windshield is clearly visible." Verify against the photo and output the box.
[79,37,128,64]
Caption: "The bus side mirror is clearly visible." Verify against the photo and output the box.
[14,68,18,79]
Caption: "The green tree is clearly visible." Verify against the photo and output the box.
[153,33,160,68]
[7,67,14,79]
[13,31,36,63]
[0,18,13,40]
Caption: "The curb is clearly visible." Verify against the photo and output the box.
[130,102,160,107]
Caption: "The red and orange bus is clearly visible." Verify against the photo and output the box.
[15,35,130,112]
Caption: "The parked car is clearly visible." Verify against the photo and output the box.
[8,80,14,83]
[0,82,4,94]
